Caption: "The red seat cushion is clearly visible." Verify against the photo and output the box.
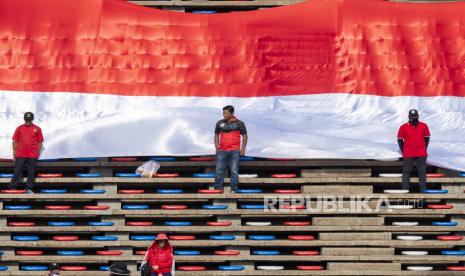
[0,158,13,162]
[427,173,444,178]
[288,235,315,240]
[283,221,311,226]
[274,189,300,194]
[272,174,297,178]
[161,205,188,210]
[37,173,63,178]
[135,250,146,255]
[282,205,305,210]
[215,250,240,255]
[111,157,137,161]
[198,189,223,194]
[189,157,214,161]
[168,235,196,240]
[8,222,35,227]
[293,250,320,256]
[96,250,123,256]
[178,266,206,271]
[428,204,454,209]
[45,205,71,210]
[119,190,145,194]
[297,266,324,270]
[447,266,465,271]
[1,189,26,194]
[207,221,232,226]
[84,205,109,210]
[154,173,179,178]
[61,266,87,271]
[437,235,463,241]
[17,250,43,256]
[53,236,79,241]
[127,222,153,226]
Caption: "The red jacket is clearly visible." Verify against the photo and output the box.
[147,239,173,273]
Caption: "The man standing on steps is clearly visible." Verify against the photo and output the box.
[214,105,248,193]
[9,112,44,194]
[397,109,430,193]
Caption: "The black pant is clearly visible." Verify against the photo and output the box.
[9,158,37,190]
[402,157,427,191]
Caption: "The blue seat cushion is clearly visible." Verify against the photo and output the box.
[241,204,266,209]
[41,189,67,194]
[174,250,200,255]
[76,173,102,178]
[459,172,465,177]
[13,236,39,241]
[164,221,192,226]
[5,205,31,210]
[115,173,141,177]
[252,250,280,255]
[92,236,118,241]
[248,235,275,241]
[100,266,110,271]
[209,235,236,240]
[157,189,184,194]
[202,205,228,210]
[80,189,106,194]
[0,266,7,271]
[88,222,114,226]
[0,173,13,178]
[48,222,75,226]
[423,189,448,194]
[192,11,217,14]
[57,250,84,256]
[150,157,176,162]
[21,266,48,271]
[72,157,97,161]
[218,265,245,271]
[131,235,155,241]
[193,173,215,178]
[123,205,149,210]
[240,156,255,161]
[236,189,263,193]
[432,221,458,226]
[441,250,465,255]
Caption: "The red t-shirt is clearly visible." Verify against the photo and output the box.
[397,121,430,158]
[215,116,247,151]
[12,124,44,158]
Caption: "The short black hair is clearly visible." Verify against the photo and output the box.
[223,105,234,113]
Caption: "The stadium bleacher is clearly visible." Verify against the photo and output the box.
[0,157,464,275]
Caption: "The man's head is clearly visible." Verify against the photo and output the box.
[24,112,34,124]
[408,109,419,125]
[222,105,234,121]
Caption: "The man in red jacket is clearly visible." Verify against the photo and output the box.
[397,109,430,192]
[9,112,44,194]
[147,233,173,276]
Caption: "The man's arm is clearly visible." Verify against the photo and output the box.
[38,142,43,157]
[424,137,430,148]
[12,141,17,160]
[397,138,404,153]
[240,134,248,156]
[214,134,220,151]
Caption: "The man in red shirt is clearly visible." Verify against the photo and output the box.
[397,109,430,192]
[9,112,44,193]
[214,105,248,192]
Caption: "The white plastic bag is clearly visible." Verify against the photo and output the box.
[136,160,160,178]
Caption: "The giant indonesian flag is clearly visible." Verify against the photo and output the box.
[1,0,465,170]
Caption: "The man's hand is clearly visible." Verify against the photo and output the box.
[152,265,159,271]
[240,148,246,156]
[158,273,163,276]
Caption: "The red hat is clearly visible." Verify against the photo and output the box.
[156,233,168,241]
